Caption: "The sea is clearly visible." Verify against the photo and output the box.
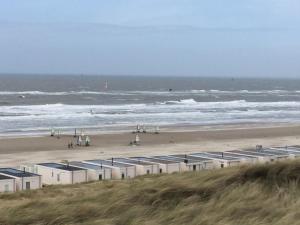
[1,74,300,137]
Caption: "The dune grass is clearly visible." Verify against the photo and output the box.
[1,161,300,225]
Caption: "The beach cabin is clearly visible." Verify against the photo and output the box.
[0,168,41,191]
[227,150,276,163]
[84,159,136,179]
[275,146,300,154]
[270,147,300,159]
[0,174,16,193]
[35,163,88,185]
[151,155,189,171]
[286,145,300,150]
[113,158,159,175]
[69,161,112,181]
[258,149,292,161]
[169,154,215,170]
[190,152,241,168]
[206,151,259,164]
[130,157,180,174]
[243,148,290,161]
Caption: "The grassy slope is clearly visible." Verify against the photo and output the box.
[1,161,300,225]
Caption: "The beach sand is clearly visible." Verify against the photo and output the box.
[1,123,300,167]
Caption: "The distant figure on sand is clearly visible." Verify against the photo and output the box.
[142,125,147,133]
[85,136,90,146]
[129,134,141,146]
[50,128,55,137]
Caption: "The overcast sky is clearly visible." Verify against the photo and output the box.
[0,0,300,77]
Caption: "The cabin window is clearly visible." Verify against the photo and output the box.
[57,174,60,182]
[99,174,103,180]
[147,170,150,174]
[193,165,196,171]
[121,173,125,179]
[4,184,9,192]
[159,168,162,174]
[25,182,31,190]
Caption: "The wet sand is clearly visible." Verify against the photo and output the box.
[1,124,300,167]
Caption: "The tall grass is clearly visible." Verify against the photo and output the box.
[1,161,300,225]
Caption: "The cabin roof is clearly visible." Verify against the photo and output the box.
[162,155,202,163]
[0,174,14,180]
[271,148,300,155]
[170,154,212,162]
[86,160,133,168]
[242,149,280,156]
[153,156,187,163]
[260,149,290,156]
[113,158,153,166]
[69,161,111,170]
[0,168,39,178]
[228,150,274,157]
[130,157,177,164]
[207,151,257,159]
[191,152,239,161]
[37,163,85,171]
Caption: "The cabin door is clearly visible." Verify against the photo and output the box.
[25,182,31,190]
[193,165,196,171]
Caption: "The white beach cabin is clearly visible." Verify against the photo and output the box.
[69,161,112,181]
[227,150,275,163]
[84,159,136,179]
[0,168,41,191]
[113,158,159,175]
[270,147,300,159]
[130,156,181,174]
[0,174,16,193]
[190,152,241,168]
[169,154,215,171]
[205,151,259,164]
[35,163,88,185]
[152,155,190,172]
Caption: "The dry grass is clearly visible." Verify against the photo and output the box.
[1,161,300,225]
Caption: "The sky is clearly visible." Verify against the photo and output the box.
[0,0,300,77]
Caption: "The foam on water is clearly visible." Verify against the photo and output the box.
[2,99,300,135]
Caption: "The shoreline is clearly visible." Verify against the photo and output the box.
[1,123,300,167]
[0,121,299,139]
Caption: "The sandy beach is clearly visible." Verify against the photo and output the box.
[0,123,300,167]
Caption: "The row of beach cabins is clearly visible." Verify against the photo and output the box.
[1,145,300,193]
